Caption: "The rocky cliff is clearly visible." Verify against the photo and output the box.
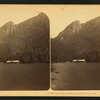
[0,12,49,63]
[51,16,100,62]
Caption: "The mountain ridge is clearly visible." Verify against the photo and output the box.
[0,12,49,63]
[52,16,100,62]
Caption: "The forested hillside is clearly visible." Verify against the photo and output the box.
[51,16,100,62]
[0,12,49,63]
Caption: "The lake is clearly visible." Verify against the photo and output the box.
[51,62,100,90]
[0,63,49,90]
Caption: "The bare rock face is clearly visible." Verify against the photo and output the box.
[52,16,100,62]
[62,20,82,34]
[0,12,49,63]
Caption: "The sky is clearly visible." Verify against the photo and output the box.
[1,5,100,38]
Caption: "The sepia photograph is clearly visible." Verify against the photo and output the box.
[1,4,100,96]
[51,5,100,90]
[0,5,50,90]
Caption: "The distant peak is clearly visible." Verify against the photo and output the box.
[37,12,49,22]
[60,20,82,36]
[4,21,14,26]
[38,12,48,17]
[71,20,81,25]
[6,21,14,24]
[38,12,46,15]
[1,21,14,28]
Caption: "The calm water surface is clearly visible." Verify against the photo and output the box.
[51,63,100,90]
[0,63,49,90]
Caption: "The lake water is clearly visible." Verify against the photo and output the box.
[0,63,49,90]
[51,63,100,90]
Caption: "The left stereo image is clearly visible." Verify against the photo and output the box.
[0,5,50,90]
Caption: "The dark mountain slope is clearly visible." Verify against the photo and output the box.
[0,12,49,63]
[51,16,100,62]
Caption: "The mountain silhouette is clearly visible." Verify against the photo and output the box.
[0,12,49,63]
[51,16,100,62]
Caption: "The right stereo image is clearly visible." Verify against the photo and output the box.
[51,5,100,90]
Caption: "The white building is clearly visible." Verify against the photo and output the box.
[6,60,20,64]
[72,59,86,63]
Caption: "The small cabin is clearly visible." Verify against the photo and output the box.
[6,60,20,64]
[72,59,86,63]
